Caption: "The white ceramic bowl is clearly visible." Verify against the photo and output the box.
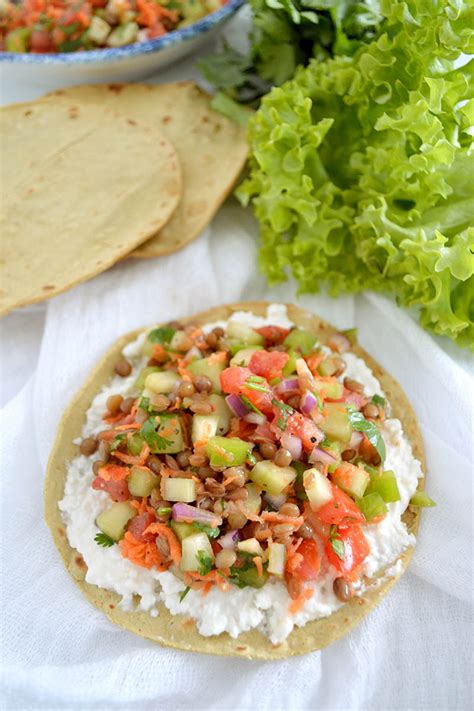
[0,0,245,86]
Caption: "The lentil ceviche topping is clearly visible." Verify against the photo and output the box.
[0,0,228,53]
[78,311,435,611]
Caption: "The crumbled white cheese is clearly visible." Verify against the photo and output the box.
[60,305,422,644]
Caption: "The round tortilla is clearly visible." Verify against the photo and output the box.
[44,82,249,258]
[44,302,425,660]
[0,100,181,317]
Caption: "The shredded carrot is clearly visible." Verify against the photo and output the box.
[207,351,227,364]
[98,463,129,482]
[143,522,182,565]
[254,556,264,578]
[261,511,305,527]
[152,343,167,362]
[113,422,141,431]
[113,444,151,466]
[120,532,167,571]
[305,353,325,374]
[288,587,313,615]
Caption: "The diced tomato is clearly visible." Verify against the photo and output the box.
[92,476,129,502]
[30,30,54,53]
[316,484,366,526]
[325,525,370,578]
[255,325,290,346]
[249,350,289,381]
[285,411,323,452]
[127,512,156,542]
[292,540,321,581]
[220,366,274,415]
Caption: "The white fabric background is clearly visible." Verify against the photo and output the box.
[1,11,473,709]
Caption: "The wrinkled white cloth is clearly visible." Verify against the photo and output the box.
[1,203,473,711]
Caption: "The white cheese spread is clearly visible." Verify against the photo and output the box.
[59,305,423,644]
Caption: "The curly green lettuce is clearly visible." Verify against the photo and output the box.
[239,0,474,348]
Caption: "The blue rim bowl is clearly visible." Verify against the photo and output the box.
[0,0,245,64]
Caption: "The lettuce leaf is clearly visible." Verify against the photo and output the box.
[239,0,474,348]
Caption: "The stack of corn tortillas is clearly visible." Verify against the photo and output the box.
[0,82,248,317]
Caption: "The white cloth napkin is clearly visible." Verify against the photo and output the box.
[1,203,473,710]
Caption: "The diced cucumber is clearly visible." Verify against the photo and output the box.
[303,468,333,510]
[233,565,268,588]
[170,520,196,541]
[283,329,317,356]
[226,322,264,345]
[127,433,144,457]
[208,394,231,435]
[230,347,262,367]
[317,357,340,377]
[96,502,136,541]
[106,21,138,47]
[192,413,219,444]
[135,366,160,391]
[267,542,286,576]
[155,413,184,454]
[249,460,296,496]
[331,462,369,499]
[169,330,190,352]
[320,403,352,443]
[293,461,309,501]
[313,379,344,400]
[145,371,180,394]
[180,532,214,572]
[6,28,31,52]
[237,538,264,556]
[410,491,436,507]
[205,436,252,467]
[282,349,297,376]
[244,483,262,515]
[188,357,225,394]
[127,465,160,497]
[87,15,111,43]
[356,492,387,521]
[366,469,400,502]
[162,477,196,502]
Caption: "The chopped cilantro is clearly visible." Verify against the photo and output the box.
[140,416,174,452]
[245,379,269,392]
[372,394,386,407]
[147,326,176,345]
[194,523,220,539]
[109,434,126,452]
[196,550,214,576]
[240,395,264,416]
[272,399,294,430]
[329,525,345,561]
[179,586,191,602]
[347,407,386,463]
[94,533,115,548]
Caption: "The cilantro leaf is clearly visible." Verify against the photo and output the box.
[272,399,294,430]
[347,408,386,464]
[179,586,191,602]
[329,525,345,561]
[372,394,385,407]
[241,395,264,416]
[110,434,126,452]
[140,417,174,453]
[193,523,220,539]
[196,550,214,576]
[94,533,115,548]
[147,326,176,345]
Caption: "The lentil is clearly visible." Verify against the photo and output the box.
[178,380,195,398]
[342,449,356,461]
[79,437,98,456]
[225,487,249,501]
[225,466,248,487]
[215,549,237,569]
[333,577,354,602]
[147,455,162,475]
[120,397,135,415]
[114,357,132,377]
[194,375,213,393]
[190,400,213,415]
[298,522,315,539]
[273,523,294,536]
[106,394,123,414]
[273,448,292,467]
[259,442,277,460]
[155,535,170,559]
[189,453,208,467]
[176,451,191,469]
[92,460,106,476]
[279,502,300,518]
[98,440,110,462]
[150,394,170,412]
[228,511,248,529]
[344,377,364,394]
[362,403,379,419]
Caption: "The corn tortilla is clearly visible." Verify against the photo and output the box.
[45,82,249,258]
[0,100,181,317]
[44,302,425,660]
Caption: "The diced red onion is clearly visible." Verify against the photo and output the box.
[344,391,366,409]
[244,412,267,426]
[172,503,222,527]
[280,431,302,460]
[348,431,364,448]
[309,446,337,466]
[218,530,241,549]
[264,492,287,509]
[301,390,318,415]
[296,358,315,392]
[225,394,249,418]
[328,333,351,353]
[276,378,299,394]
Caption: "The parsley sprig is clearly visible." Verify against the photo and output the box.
[94,533,115,548]
[196,550,214,576]
[329,525,344,561]
[140,417,174,452]
[347,407,386,463]
[272,399,294,430]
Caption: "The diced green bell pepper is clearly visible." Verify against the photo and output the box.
[410,491,436,507]
[366,469,400,503]
[356,492,387,521]
[6,28,31,52]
